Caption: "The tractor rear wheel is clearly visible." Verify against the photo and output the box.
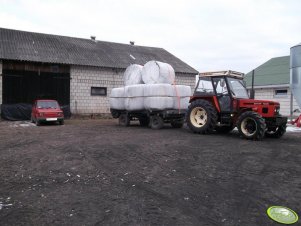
[265,124,286,138]
[237,111,266,140]
[186,99,217,134]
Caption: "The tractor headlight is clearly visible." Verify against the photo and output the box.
[274,107,280,114]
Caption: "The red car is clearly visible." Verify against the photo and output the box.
[31,100,64,126]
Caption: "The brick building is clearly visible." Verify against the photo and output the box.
[0,28,197,119]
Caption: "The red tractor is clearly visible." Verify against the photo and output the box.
[186,71,287,140]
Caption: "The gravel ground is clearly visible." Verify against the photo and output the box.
[0,119,300,226]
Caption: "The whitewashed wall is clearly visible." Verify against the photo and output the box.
[252,87,299,116]
[70,66,123,114]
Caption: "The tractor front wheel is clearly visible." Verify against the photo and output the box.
[265,124,286,138]
[186,99,217,134]
[237,111,266,140]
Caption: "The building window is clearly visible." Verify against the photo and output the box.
[91,87,107,96]
[274,89,288,97]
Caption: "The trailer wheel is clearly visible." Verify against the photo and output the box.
[119,114,130,126]
[171,120,184,128]
[150,115,164,129]
[237,111,266,140]
[265,124,286,138]
[186,99,217,134]
[139,117,150,127]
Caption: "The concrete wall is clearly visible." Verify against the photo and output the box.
[0,60,2,106]
[251,87,299,116]
[70,66,196,115]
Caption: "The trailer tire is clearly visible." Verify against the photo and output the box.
[119,114,130,126]
[150,115,164,129]
[237,111,266,140]
[186,99,217,134]
[265,124,286,138]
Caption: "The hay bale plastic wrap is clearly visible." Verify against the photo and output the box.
[109,77,192,111]
[110,87,125,110]
[172,85,192,97]
[125,98,144,111]
[144,97,174,110]
[124,85,145,111]
[125,84,145,97]
[123,64,143,86]
[142,61,175,84]
[143,84,174,97]
[173,97,190,110]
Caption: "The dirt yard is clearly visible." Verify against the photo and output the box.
[0,119,300,226]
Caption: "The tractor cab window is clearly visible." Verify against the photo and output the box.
[227,78,249,99]
[213,78,229,95]
[196,77,214,94]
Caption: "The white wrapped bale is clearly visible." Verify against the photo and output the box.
[144,97,174,110]
[125,97,144,111]
[172,85,192,97]
[143,84,174,97]
[125,84,145,97]
[110,87,125,98]
[173,97,190,110]
[143,84,191,97]
[109,87,125,110]
[123,64,143,86]
[142,61,175,84]
[109,98,125,110]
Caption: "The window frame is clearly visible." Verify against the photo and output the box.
[274,89,288,97]
[91,87,107,96]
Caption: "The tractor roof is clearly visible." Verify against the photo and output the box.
[199,70,244,79]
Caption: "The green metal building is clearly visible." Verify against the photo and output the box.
[244,56,299,116]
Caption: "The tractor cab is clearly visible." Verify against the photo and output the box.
[194,71,248,113]
[187,70,287,140]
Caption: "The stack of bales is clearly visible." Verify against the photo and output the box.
[109,61,191,111]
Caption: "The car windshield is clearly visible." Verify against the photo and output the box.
[37,101,59,109]
[227,78,249,98]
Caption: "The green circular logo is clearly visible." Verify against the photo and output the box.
[267,206,299,224]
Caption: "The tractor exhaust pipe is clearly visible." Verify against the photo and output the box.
[250,70,255,99]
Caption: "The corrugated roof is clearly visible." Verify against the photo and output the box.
[0,27,198,74]
[244,56,289,87]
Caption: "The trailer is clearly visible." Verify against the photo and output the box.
[110,109,186,129]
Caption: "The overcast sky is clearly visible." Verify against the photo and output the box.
[0,0,300,73]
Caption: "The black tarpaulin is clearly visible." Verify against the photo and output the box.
[1,104,71,121]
